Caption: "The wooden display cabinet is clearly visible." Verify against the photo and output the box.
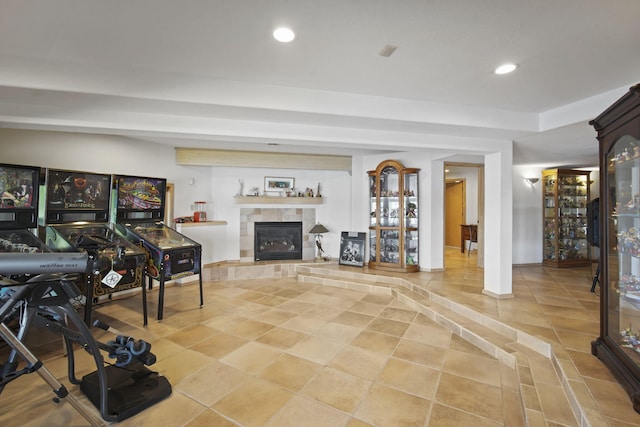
[542,168,591,267]
[591,84,640,413]
[368,160,419,272]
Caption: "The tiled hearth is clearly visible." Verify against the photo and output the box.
[239,208,316,262]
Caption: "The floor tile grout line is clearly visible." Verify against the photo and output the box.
[294,265,588,427]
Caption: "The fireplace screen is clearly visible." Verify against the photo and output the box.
[254,221,303,261]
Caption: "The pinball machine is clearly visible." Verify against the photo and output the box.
[39,169,148,325]
[112,175,203,321]
[0,163,50,257]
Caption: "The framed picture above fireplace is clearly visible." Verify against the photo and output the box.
[265,176,295,194]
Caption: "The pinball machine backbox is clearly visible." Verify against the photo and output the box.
[0,163,50,257]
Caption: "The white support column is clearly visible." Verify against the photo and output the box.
[424,160,445,271]
[483,149,513,297]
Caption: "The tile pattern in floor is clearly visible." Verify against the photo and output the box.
[0,277,520,426]
[1,249,640,426]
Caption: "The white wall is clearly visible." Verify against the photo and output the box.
[1,128,352,261]
[1,128,212,220]
[209,166,352,260]
[4,127,598,267]
[512,165,543,264]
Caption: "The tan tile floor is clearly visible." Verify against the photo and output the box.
[1,248,640,426]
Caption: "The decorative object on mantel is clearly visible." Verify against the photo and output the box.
[316,182,322,197]
[265,176,295,195]
[309,223,330,262]
[236,179,244,196]
[339,231,366,267]
[248,187,260,196]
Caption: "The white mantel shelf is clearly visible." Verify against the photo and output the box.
[234,196,323,205]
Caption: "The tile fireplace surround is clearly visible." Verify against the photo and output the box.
[239,208,316,262]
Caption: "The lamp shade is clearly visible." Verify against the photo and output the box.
[309,223,329,234]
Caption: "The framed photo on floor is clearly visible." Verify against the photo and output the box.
[339,231,366,267]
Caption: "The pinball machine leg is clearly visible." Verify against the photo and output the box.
[198,259,204,308]
[142,278,148,325]
[157,275,165,320]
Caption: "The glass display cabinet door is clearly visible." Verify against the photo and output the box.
[404,172,418,229]
[369,175,377,228]
[558,174,589,262]
[607,136,640,363]
[380,166,400,227]
[404,171,418,265]
[405,230,418,266]
[543,172,558,262]
[380,165,400,264]
[380,229,400,264]
[369,229,377,262]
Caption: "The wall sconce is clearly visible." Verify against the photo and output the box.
[525,177,539,185]
[309,223,329,262]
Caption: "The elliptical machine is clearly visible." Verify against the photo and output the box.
[0,249,171,424]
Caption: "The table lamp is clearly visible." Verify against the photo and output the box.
[309,223,329,261]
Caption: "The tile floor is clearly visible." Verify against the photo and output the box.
[1,249,640,426]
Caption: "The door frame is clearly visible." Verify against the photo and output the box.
[444,178,466,249]
[444,162,484,266]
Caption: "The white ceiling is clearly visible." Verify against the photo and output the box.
[1,0,639,166]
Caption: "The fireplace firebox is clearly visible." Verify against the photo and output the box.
[254,222,303,261]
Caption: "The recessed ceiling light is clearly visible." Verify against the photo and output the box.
[273,27,295,43]
[495,63,517,75]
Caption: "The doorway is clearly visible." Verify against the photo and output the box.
[444,164,484,266]
[445,180,465,249]
[165,183,174,225]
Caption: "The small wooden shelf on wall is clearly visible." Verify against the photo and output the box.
[233,196,324,205]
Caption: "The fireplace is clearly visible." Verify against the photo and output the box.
[254,222,303,261]
[239,208,315,262]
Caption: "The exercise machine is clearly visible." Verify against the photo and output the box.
[0,250,171,423]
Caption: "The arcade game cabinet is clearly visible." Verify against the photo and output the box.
[40,169,147,325]
[0,163,49,255]
[112,175,203,320]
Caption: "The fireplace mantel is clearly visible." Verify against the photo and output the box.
[234,196,323,205]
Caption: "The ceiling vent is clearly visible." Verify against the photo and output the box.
[378,45,398,58]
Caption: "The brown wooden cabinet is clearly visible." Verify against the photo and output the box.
[542,168,591,267]
[591,83,640,413]
[368,160,419,272]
